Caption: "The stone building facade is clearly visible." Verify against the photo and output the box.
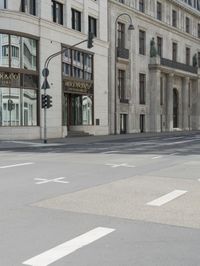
[0,0,108,139]
[108,0,200,134]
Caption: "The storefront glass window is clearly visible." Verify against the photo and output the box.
[62,47,94,127]
[0,33,38,127]
[0,87,37,126]
[70,95,93,126]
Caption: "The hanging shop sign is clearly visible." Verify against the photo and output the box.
[64,78,93,94]
[0,72,20,87]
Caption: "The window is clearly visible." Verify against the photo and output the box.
[52,0,63,25]
[139,73,145,104]
[186,17,190,33]
[119,0,124,3]
[172,10,177,27]
[157,2,162,20]
[198,23,200,38]
[139,0,145,12]
[0,0,6,8]
[21,0,36,15]
[157,36,163,57]
[72,9,81,31]
[88,16,97,37]
[118,69,126,101]
[186,47,190,65]
[117,22,125,48]
[198,52,200,67]
[160,77,163,105]
[172,42,177,61]
[62,47,93,80]
[139,30,145,55]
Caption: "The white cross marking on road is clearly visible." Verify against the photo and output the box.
[105,163,135,168]
[34,177,69,185]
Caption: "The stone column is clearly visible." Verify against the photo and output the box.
[166,73,174,131]
[182,77,189,130]
[149,66,161,132]
[195,77,200,129]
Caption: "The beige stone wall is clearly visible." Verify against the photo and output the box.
[108,0,200,133]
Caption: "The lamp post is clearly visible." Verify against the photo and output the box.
[114,13,134,135]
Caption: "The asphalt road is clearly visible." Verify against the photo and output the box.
[0,132,200,266]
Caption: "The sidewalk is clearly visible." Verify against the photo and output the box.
[0,130,199,150]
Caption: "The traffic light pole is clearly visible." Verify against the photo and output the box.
[42,37,93,143]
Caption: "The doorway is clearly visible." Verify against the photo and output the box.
[140,114,145,133]
[120,114,127,134]
[173,88,178,128]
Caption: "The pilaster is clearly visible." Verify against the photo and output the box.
[182,77,189,130]
[149,68,161,132]
[166,73,174,131]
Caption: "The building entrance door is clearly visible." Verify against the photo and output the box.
[140,114,145,132]
[173,89,178,128]
[120,114,127,134]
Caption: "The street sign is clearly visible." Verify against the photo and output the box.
[42,68,49,77]
[41,78,50,90]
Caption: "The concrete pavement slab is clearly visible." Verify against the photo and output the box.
[33,175,200,229]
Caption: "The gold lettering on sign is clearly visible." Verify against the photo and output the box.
[0,72,20,87]
[0,72,20,81]
[64,79,93,93]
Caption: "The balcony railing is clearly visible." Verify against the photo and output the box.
[160,58,197,74]
[117,47,129,59]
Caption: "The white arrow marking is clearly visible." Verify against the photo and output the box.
[34,177,69,185]
[23,227,115,266]
[105,163,135,168]
[0,162,34,169]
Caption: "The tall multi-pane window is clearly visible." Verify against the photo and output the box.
[118,69,126,101]
[186,17,190,33]
[88,16,97,37]
[21,0,36,15]
[160,77,163,105]
[117,22,125,48]
[139,73,146,104]
[63,48,93,80]
[72,9,81,32]
[139,30,145,55]
[172,42,177,61]
[157,36,163,57]
[157,2,162,20]
[51,0,63,25]
[172,10,177,27]
[198,52,200,67]
[186,47,190,65]
[0,0,6,8]
[139,0,145,12]
[198,23,200,38]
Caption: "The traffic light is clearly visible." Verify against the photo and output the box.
[87,32,94,49]
[46,95,52,109]
[8,99,15,111]
[41,94,47,108]
[41,94,52,109]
